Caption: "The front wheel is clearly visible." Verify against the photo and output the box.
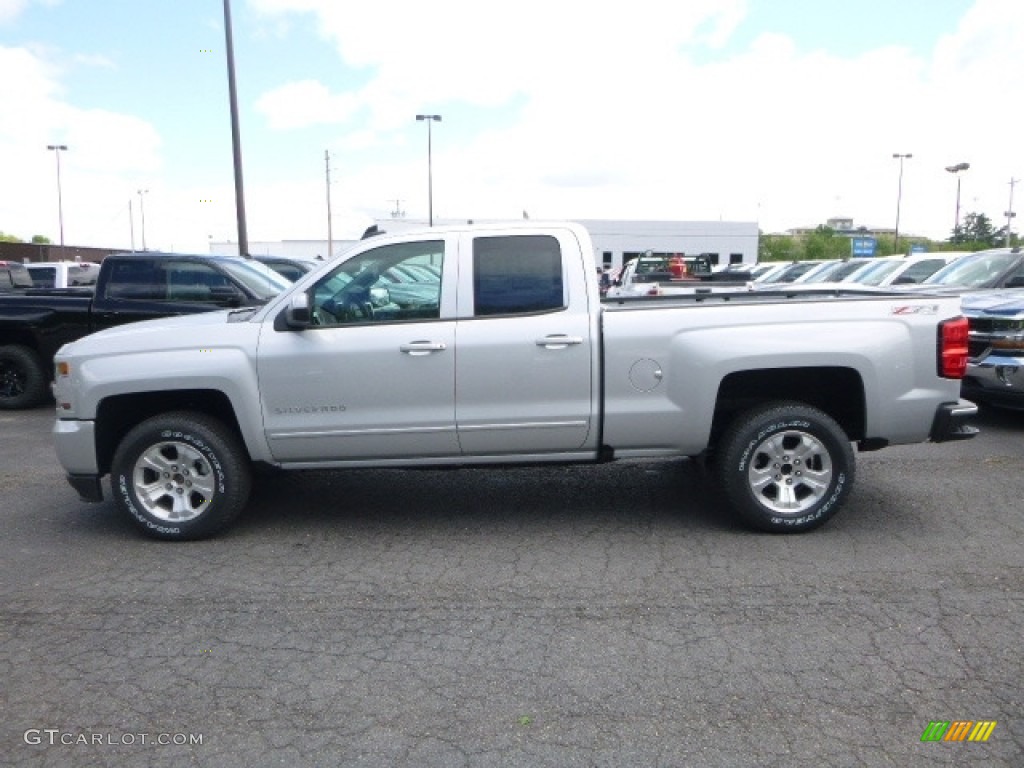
[111,412,252,540]
[715,402,855,533]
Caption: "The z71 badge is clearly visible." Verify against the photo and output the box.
[892,304,939,315]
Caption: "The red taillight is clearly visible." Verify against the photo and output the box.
[938,316,969,379]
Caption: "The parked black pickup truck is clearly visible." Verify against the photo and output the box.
[0,251,291,409]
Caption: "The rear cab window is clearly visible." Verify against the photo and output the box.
[28,266,58,287]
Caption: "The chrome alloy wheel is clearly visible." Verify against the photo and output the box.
[746,429,833,515]
[132,440,217,522]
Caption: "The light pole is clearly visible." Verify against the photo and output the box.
[137,189,149,251]
[892,153,912,254]
[46,144,68,246]
[945,162,970,234]
[415,114,441,226]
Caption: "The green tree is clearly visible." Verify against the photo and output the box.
[803,225,851,261]
[758,233,800,262]
[951,212,998,247]
[0,231,24,243]
[30,235,51,244]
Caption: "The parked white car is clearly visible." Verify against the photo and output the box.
[845,253,968,287]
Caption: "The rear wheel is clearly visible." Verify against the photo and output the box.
[0,345,48,409]
[715,402,854,533]
[111,412,252,540]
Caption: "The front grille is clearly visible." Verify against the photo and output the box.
[968,340,990,359]
[968,316,1024,333]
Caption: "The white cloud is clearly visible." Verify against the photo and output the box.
[245,0,1023,241]
[255,79,361,130]
[0,45,162,245]
[0,0,28,24]
[6,1,1023,252]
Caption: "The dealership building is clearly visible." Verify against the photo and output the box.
[210,218,760,270]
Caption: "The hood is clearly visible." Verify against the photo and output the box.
[59,308,257,356]
[961,289,1024,317]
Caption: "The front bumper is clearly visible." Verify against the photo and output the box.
[53,417,104,502]
[67,474,104,502]
[961,354,1024,410]
[929,399,980,442]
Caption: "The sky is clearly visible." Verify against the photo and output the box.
[1,0,1022,254]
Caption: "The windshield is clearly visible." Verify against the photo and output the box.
[922,251,1018,288]
[850,259,903,285]
[792,261,838,283]
[220,258,293,300]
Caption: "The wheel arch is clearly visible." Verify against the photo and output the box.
[709,367,866,451]
[95,389,247,475]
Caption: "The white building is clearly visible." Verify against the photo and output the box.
[210,218,759,270]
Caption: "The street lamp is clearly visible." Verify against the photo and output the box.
[892,153,912,254]
[415,114,442,226]
[137,189,149,251]
[945,162,970,233]
[46,144,68,246]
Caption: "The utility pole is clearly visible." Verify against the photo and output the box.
[325,150,333,260]
[1007,178,1019,247]
[223,0,249,257]
[137,189,149,251]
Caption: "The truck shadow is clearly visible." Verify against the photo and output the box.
[237,458,737,537]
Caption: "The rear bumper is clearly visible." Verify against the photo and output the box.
[929,399,980,442]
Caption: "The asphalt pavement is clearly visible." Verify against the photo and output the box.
[1,404,1022,766]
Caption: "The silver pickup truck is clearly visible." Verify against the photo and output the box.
[962,288,1024,409]
[52,222,977,540]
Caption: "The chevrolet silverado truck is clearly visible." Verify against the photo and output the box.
[0,251,290,409]
[961,288,1024,409]
[51,222,978,540]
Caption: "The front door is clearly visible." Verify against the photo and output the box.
[258,238,458,462]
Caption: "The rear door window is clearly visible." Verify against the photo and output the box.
[472,235,564,316]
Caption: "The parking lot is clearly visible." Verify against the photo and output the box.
[1,403,1022,766]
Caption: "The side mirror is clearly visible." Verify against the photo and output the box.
[210,286,244,307]
[284,292,311,328]
[369,286,391,307]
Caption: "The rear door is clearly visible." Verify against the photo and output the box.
[453,230,597,455]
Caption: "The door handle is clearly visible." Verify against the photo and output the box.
[401,341,447,356]
[535,335,584,349]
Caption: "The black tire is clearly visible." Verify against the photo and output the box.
[0,344,48,410]
[715,401,855,533]
[111,411,252,541]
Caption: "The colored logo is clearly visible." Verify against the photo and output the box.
[921,720,997,742]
